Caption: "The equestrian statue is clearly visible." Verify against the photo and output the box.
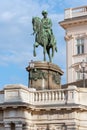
[32,10,57,62]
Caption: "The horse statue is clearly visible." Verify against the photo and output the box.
[32,17,57,62]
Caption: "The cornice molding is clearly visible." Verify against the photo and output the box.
[60,17,87,29]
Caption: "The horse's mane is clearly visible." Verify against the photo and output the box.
[32,17,41,23]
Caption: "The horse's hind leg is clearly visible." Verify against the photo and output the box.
[47,47,52,62]
[52,46,54,58]
[43,50,46,61]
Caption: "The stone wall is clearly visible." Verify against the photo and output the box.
[0,84,87,129]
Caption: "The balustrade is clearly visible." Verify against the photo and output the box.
[32,89,69,105]
[65,6,87,19]
[1,85,80,106]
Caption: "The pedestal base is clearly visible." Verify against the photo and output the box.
[26,61,63,90]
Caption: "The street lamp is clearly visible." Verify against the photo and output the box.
[79,60,87,88]
[29,60,35,69]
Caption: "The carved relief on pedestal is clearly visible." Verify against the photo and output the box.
[52,72,61,85]
[26,61,63,90]
[30,68,47,81]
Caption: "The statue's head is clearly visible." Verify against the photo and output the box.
[42,10,48,15]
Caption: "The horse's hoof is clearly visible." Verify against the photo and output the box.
[33,52,36,57]
[44,59,46,61]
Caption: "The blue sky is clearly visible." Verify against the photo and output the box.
[0,0,87,89]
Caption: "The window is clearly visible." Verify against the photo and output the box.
[76,38,84,55]
[76,71,82,80]
[11,123,15,130]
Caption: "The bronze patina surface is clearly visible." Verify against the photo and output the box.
[32,10,57,62]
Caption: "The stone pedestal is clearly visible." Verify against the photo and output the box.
[26,61,63,90]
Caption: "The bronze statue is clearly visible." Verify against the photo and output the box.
[32,10,57,62]
[41,10,53,45]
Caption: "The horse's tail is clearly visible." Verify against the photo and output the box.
[54,39,57,52]
[55,46,58,52]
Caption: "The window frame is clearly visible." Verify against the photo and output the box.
[76,37,84,55]
[76,71,83,81]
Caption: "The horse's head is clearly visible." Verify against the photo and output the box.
[32,17,41,33]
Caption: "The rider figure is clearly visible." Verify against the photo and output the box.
[41,10,53,45]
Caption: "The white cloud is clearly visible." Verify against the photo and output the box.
[0,11,16,22]
[18,16,30,24]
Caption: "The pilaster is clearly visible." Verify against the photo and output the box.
[15,122,23,130]
[23,123,30,130]
[4,123,11,130]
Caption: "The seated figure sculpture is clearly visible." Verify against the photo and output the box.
[41,10,53,45]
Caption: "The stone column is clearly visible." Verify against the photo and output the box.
[15,122,23,130]
[23,123,29,130]
[4,123,11,130]
[23,126,28,130]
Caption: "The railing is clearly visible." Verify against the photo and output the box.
[3,85,87,107]
[29,86,79,105]
[65,6,87,19]
[2,86,79,105]
[3,86,78,105]
[32,89,66,105]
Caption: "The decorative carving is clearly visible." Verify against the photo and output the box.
[27,61,63,89]
[30,69,47,81]
[75,32,87,38]
[52,72,61,85]
[65,34,73,41]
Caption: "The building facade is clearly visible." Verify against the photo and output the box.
[0,84,87,130]
[60,6,87,83]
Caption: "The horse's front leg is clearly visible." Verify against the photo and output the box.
[43,45,46,61]
[33,44,36,57]
[49,50,52,62]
